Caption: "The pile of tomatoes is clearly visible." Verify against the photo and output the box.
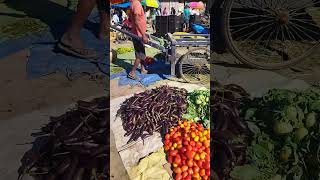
[164,120,210,180]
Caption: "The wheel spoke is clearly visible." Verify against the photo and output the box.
[289,1,319,14]
[235,23,274,43]
[290,18,320,30]
[231,18,274,35]
[230,10,272,17]
[230,19,274,28]
[289,21,320,41]
[284,24,301,55]
[230,14,273,20]
[232,1,273,13]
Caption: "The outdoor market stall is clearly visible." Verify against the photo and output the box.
[110,83,210,180]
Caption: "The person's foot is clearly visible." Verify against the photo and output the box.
[58,32,99,59]
[128,71,139,80]
[141,66,148,74]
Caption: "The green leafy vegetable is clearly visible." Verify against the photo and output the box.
[183,90,210,128]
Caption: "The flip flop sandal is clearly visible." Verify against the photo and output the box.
[127,74,140,81]
[58,39,100,60]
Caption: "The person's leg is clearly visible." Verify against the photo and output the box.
[62,0,96,48]
[99,11,108,40]
[129,40,147,79]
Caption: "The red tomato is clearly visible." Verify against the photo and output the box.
[165,139,170,145]
[170,150,178,157]
[174,156,181,165]
[185,175,192,180]
[193,166,200,173]
[204,161,210,169]
[203,176,209,180]
[164,145,170,151]
[190,141,196,147]
[181,165,188,172]
[181,147,187,153]
[205,154,210,161]
[200,169,206,177]
[187,168,193,175]
[172,133,179,139]
[168,156,173,163]
[205,169,210,176]
[173,167,182,174]
[165,134,170,140]
[196,142,202,148]
[183,141,189,146]
[187,159,194,167]
[192,146,198,152]
[205,148,210,154]
[187,145,193,152]
[182,171,188,178]
[186,150,195,159]
[197,125,204,131]
[175,173,182,180]
[197,160,204,168]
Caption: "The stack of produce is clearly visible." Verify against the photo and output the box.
[115,47,134,54]
[117,86,188,143]
[164,121,210,180]
[183,90,210,128]
[231,88,320,179]
[17,97,108,180]
[211,83,251,179]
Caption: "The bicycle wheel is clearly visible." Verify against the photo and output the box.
[223,0,320,69]
[179,47,211,84]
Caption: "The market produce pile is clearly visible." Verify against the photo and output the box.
[115,47,134,54]
[164,121,210,180]
[230,88,320,180]
[117,86,188,143]
[17,97,108,180]
[183,90,210,128]
[211,83,252,179]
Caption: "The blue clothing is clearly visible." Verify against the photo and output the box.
[184,8,191,21]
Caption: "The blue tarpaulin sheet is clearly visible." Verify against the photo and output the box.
[110,59,172,87]
[111,2,131,9]
[192,24,209,34]
[0,10,108,79]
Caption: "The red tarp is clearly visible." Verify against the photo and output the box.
[110,0,128,5]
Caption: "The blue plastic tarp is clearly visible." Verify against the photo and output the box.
[192,24,209,34]
[110,59,172,87]
[111,2,131,9]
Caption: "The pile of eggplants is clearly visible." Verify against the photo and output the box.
[117,86,188,143]
[211,82,252,179]
[17,97,109,180]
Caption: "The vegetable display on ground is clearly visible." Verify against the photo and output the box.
[231,88,320,180]
[211,82,252,179]
[17,97,108,180]
[117,86,188,143]
[116,47,134,54]
[183,90,210,128]
[164,121,210,180]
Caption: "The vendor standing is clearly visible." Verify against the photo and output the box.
[183,5,191,31]
[128,0,149,80]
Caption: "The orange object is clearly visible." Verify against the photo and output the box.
[110,0,127,5]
